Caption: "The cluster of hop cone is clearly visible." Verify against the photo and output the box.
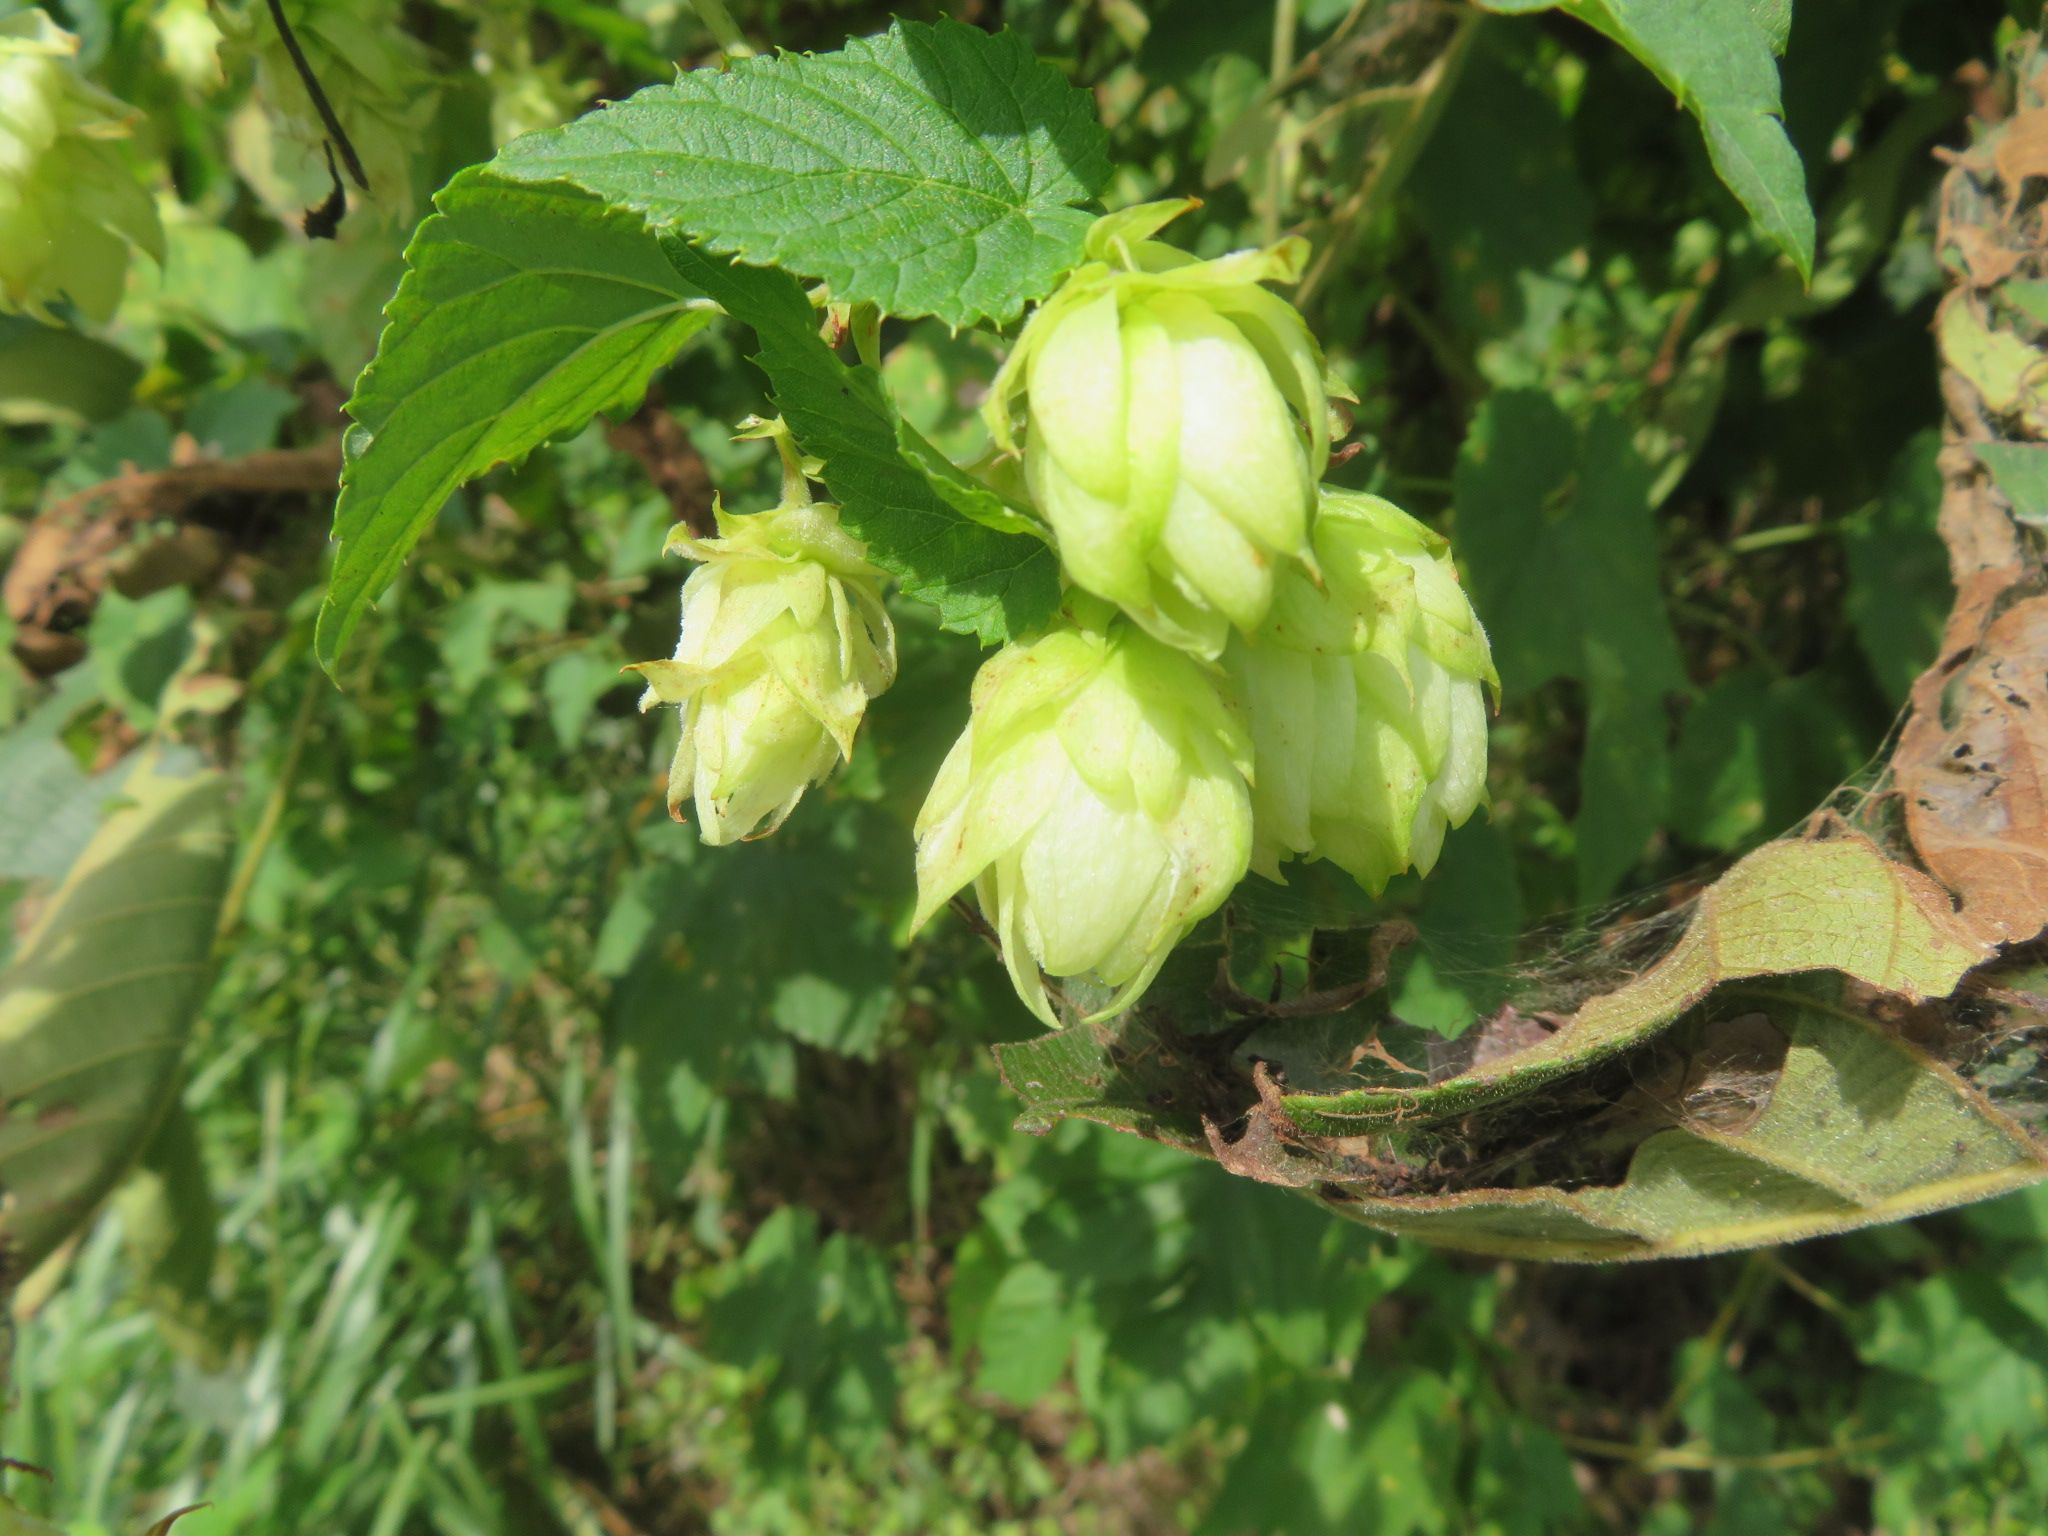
[635,202,1498,1028]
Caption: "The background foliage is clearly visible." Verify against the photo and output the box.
[4,0,2046,1531]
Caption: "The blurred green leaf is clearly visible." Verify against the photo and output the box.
[0,753,231,1275]
[0,677,121,887]
[972,1259,1074,1405]
[1203,1370,1455,1536]
[86,590,194,735]
[1408,27,1592,351]
[437,577,572,696]
[541,646,630,746]
[110,1104,226,1363]
[1454,392,1683,897]
[702,1207,905,1466]
[183,379,297,459]
[0,319,140,427]
[1843,430,1951,703]
[1669,666,1863,852]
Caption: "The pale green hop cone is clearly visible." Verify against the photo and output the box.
[632,499,895,845]
[0,9,163,322]
[914,599,1253,1027]
[985,200,1329,660]
[1231,489,1498,893]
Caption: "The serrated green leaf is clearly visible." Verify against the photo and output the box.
[314,171,718,672]
[0,752,232,1276]
[1480,0,1814,278]
[0,317,140,427]
[493,18,1111,328]
[663,242,1060,643]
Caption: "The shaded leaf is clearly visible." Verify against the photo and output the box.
[700,1207,905,1466]
[1389,819,1523,1040]
[0,317,140,428]
[1669,666,1865,852]
[1843,432,1952,703]
[111,1103,228,1363]
[1454,391,1683,896]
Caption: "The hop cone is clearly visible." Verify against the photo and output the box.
[0,10,163,322]
[914,599,1253,1026]
[986,201,1329,660]
[632,500,896,846]
[1231,489,1497,892]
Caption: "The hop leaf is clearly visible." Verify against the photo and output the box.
[913,597,1253,1026]
[1231,489,1498,891]
[0,9,163,323]
[632,499,896,845]
[986,201,1329,659]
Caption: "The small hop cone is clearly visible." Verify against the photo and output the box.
[986,201,1330,660]
[0,10,163,323]
[914,599,1253,1027]
[1232,489,1498,893]
[632,499,895,846]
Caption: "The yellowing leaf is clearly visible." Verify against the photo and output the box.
[0,752,232,1276]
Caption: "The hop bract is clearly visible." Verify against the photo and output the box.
[986,201,1329,660]
[631,499,895,846]
[0,10,163,322]
[914,600,1253,1026]
[1232,489,1497,893]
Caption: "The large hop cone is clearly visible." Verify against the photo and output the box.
[985,200,1329,661]
[914,598,1254,1026]
[631,499,896,846]
[0,10,163,322]
[1231,489,1498,893]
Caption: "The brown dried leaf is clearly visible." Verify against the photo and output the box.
[1993,105,2048,205]
[1898,594,2048,943]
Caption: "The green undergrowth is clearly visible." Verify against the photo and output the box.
[6,0,2048,1531]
